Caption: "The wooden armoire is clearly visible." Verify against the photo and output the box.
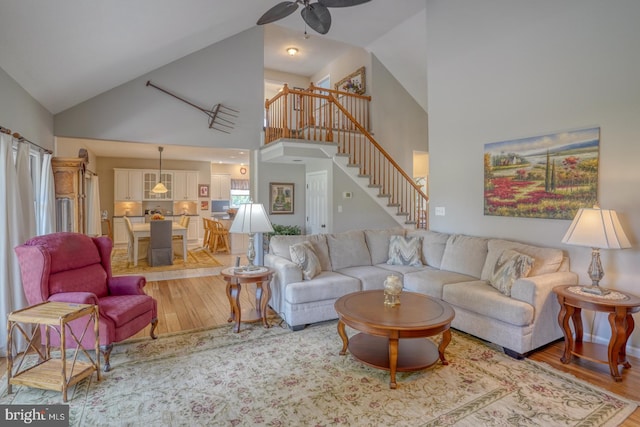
[51,157,86,233]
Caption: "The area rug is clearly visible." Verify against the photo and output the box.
[1,322,636,426]
[111,247,222,275]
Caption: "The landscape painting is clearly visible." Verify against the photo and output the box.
[484,127,599,219]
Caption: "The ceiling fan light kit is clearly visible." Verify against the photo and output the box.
[257,0,371,35]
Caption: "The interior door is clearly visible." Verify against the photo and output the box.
[306,171,328,234]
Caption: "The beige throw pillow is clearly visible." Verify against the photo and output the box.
[490,249,534,296]
[290,241,321,280]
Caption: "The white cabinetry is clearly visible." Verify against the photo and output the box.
[174,171,198,200]
[143,171,173,200]
[210,174,231,200]
[114,170,143,201]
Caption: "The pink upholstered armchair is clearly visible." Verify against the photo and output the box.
[15,232,158,371]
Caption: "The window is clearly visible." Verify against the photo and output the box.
[230,179,250,207]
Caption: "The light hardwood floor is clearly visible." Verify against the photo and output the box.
[3,254,640,424]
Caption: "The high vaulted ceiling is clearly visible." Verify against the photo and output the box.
[0,0,427,115]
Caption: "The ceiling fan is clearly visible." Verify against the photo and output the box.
[257,0,372,35]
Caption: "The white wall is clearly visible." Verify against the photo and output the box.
[0,67,54,150]
[54,27,265,152]
[427,0,640,351]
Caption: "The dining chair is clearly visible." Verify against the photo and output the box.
[124,216,148,263]
[148,220,173,266]
[173,216,190,258]
[202,218,213,250]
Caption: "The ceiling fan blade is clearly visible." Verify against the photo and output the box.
[318,0,371,7]
[257,1,299,25]
[301,3,331,34]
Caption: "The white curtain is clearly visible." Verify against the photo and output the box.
[0,135,34,356]
[37,152,56,235]
[86,174,102,236]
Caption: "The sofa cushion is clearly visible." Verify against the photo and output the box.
[99,294,156,327]
[406,230,450,268]
[327,230,372,270]
[403,268,479,299]
[481,239,564,280]
[290,242,321,280]
[440,234,488,278]
[489,249,534,296]
[387,235,423,267]
[443,282,534,327]
[337,266,395,291]
[269,234,332,271]
[364,228,406,265]
[284,272,361,304]
[376,263,423,276]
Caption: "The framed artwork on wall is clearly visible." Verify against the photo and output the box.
[200,201,209,211]
[199,184,209,198]
[335,66,366,95]
[269,182,294,214]
[484,126,599,219]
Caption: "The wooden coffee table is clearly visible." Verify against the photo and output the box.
[335,290,455,389]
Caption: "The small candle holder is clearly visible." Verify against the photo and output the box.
[384,275,402,307]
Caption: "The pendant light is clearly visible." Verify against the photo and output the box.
[151,146,168,194]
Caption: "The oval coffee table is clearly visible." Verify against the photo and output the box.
[335,290,455,389]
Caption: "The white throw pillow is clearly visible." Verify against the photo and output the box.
[387,235,423,267]
[490,249,534,296]
[290,241,321,280]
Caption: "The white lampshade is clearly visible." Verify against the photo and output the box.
[229,203,274,234]
[562,207,630,249]
[151,182,168,194]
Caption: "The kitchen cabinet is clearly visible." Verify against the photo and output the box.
[114,169,143,201]
[174,171,198,200]
[143,171,173,200]
[210,174,231,200]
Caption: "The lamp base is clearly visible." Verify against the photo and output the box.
[580,285,611,296]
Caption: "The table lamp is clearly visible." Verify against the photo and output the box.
[561,205,631,295]
[229,203,274,268]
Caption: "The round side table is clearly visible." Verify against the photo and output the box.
[553,285,640,381]
[221,267,274,333]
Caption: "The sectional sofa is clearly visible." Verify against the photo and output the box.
[265,228,578,357]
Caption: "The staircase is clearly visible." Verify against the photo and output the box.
[264,84,428,229]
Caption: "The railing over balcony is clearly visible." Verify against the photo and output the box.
[265,84,428,228]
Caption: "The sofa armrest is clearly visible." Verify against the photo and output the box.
[265,254,303,285]
[48,292,99,306]
[511,271,578,310]
[108,275,147,296]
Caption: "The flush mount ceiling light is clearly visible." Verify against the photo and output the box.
[257,0,372,35]
[287,47,299,56]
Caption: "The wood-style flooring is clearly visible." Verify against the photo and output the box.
[3,253,640,424]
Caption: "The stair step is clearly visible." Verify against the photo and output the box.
[396,212,409,217]
[387,203,400,207]
[358,174,370,179]
[368,184,382,189]
[377,194,391,198]
[347,163,360,168]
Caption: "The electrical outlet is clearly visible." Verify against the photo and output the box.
[435,207,446,216]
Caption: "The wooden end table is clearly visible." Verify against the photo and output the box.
[335,290,455,389]
[221,266,274,333]
[6,301,101,402]
[554,285,640,381]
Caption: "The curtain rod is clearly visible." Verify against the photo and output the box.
[0,125,53,154]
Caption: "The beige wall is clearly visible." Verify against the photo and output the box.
[427,0,640,353]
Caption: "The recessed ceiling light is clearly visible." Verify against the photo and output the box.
[287,47,299,56]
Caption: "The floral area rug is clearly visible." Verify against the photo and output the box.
[110,247,222,275]
[1,321,636,426]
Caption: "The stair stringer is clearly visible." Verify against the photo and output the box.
[332,153,413,230]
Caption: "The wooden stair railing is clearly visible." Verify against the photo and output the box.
[265,84,428,228]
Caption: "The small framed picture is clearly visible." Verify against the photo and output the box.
[200,200,209,211]
[269,182,294,214]
[199,184,209,198]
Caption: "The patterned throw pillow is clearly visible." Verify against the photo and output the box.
[490,249,534,296]
[290,241,321,280]
[387,235,423,267]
